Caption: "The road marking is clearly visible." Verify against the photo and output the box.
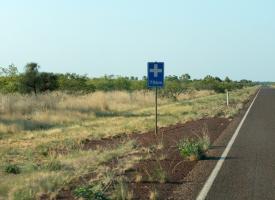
[196,89,261,200]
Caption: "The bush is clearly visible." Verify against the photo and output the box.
[5,164,21,174]
[74,185,108,200]
[178,134,210,161]
[57,73,95,93]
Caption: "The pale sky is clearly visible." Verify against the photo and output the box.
[1,0,275,81]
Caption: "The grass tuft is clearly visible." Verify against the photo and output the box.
[113,177,130,200]
[74,185,108,200]
[134,174,143,183]
[149,189,158,200]
[178,134,210,161]
[44,159,63,171]
[152,167,167,183]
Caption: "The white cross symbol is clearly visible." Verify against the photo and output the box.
[150,64,162,78]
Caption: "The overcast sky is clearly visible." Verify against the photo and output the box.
[1,0,275,81]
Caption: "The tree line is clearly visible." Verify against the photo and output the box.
[0,63,255,98]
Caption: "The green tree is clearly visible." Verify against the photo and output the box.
[39,72,58,92]
[57,73,95,93]
[20,63,40,94]
[0,64,18,77]
[225,76,231,82]
[0,64,20,93]
[180,74,191,81]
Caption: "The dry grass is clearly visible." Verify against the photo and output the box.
[149,189,159,200]
[177,90,215,101]
[0,87,258,199]
[0,91,168,115]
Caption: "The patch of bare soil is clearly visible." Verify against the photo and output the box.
[123,118,229,199]
[54,118,229,200]
[83,118,228,150]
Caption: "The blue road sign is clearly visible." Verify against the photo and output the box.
[147,62,164,88]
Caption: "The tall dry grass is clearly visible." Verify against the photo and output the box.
[177,90,215,101]
[0,91,168,115]
[0,89,240,135]
[0,91,171,134]
[0,88,256,137]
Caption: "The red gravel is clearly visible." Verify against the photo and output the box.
[56,118,230,200]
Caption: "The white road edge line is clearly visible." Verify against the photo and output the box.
[196,89,261,200]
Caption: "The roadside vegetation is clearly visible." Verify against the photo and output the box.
[0,63,255,96]
[0,63,259,199]
[178,133,210,161]
[0,86,258,199]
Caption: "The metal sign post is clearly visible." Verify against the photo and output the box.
[148,62,164,135]
[155,87,158,135]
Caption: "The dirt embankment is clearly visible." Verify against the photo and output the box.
[55,117,229,200]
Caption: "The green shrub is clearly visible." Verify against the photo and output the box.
[5,164,21,174]
[178,134,210,161]
[74,185,108,200]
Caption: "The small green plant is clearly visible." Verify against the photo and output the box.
[5,164,21,174]
[74,185,108,200]
[178,134,210,161]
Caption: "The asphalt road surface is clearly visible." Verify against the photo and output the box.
[205,88,275,200]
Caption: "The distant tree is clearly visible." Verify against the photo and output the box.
[225,76,231,82]
[180,74,191,81]
[90,77,114,91]
[130,79,146,90]
[0,64,20,93]
[202,75,226,93]
[0,64,18,77]
[20,63,40,94]
[239,79,253,86]
[165,75,179,81]
[203,75,215,81]
[39,72,58,92]
[57,73,95,93]
[114,77,131,90]
[215,77,222,82]
[130,76,138,80]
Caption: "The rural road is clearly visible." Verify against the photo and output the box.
[201,88,275,200]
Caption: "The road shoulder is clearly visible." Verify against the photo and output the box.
[170,90,259,200]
